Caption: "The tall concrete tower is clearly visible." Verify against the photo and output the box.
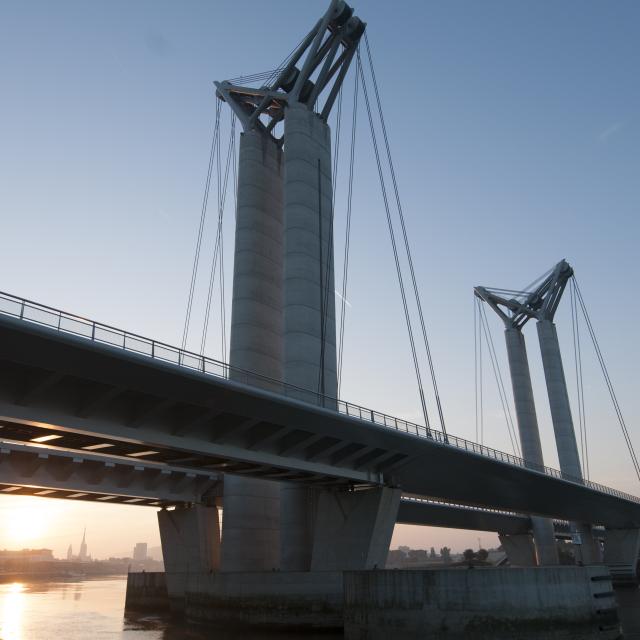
[476,261,600,564]
[474,287,559,566]
[481,260,600,563]
[215,0,365,572]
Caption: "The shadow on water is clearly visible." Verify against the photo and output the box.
[125,611,343,639]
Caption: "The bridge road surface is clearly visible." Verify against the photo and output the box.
[0,311,639,529]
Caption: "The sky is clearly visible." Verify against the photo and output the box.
[0,0,639,558]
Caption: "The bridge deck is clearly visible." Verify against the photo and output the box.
[0,292,639,528]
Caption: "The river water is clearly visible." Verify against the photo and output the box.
[0,577,341,639]
[0,576,638,639]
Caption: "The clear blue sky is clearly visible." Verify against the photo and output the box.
[0,0,638,556]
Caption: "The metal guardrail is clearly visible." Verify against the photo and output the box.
[1,290,639,506]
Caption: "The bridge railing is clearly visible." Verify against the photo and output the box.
[1,290,639,506]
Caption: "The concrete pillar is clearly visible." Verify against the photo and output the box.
[157,505,220,608]
[282,102,338,404]
[604,528,640,585]
[310,487,401,571]
[280,103,338,570]
[279,485,318,571]
[498,533,536,566]
[223,129,284,571]
[220,475,280,572]
[537,319,600,563]
[504,327,559,566]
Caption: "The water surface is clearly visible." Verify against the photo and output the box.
[0,576,638,639]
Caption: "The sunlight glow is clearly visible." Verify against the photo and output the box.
[3,505,53,544]
[1,582,25,640]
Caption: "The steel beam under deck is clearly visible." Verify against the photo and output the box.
[0,440,220,507]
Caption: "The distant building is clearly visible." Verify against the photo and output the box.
[0,549,54,563]
[133,543,147,562]
[67,545,73,561]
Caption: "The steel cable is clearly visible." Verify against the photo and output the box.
[357,52,431,430]
[363,34,446,433]
[337,70,359,396]
[573,278,640,482]
[182,100,221,351]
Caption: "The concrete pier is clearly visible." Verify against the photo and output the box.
[223,129,284,572]
[157,505,220,608]
[344,566,619,639]
[504,327,559,565]
[537,318,600,563]
[184,571,344,630]
[125,572,169,611]
[310,487,401,571]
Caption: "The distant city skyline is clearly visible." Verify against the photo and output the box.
[1,0,638,556]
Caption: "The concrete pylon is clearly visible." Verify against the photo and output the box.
[214,0,365,574]
[222,130,284,572]
[280,103,339,571]
[504,328,559,566]
[537,319,601,563]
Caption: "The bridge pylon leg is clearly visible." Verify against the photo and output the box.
[504,327,559,565]
[537,319,601,563]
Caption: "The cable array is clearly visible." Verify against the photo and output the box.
[573,278,640,482]
[569,279,589,480]
[362,34,446,433]
[475,299,521,456]
[182,100,221,351]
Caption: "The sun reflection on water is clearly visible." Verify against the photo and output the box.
[1,582,25,640]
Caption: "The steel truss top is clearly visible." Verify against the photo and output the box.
[215,0,365,141]
[475,260,574,330]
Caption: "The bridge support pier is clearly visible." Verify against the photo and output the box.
[310,487,401,570]
[281,486,400,572]
[499,533,536,566]
[157,505,220,609]
[604,528,640,585]
[504,327,559,565]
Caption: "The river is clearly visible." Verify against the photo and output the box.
[0,576,638,639]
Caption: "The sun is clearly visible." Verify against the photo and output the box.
[1,499,55,546]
